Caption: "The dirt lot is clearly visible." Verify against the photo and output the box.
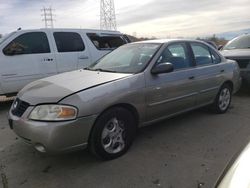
[0,88,250,188]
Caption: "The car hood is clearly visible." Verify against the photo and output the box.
[18,70,132,105]
[220,49,250,59]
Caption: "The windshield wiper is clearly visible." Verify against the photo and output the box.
[92,68,117,73]
[84,67,93,70]
[84,67,117,73]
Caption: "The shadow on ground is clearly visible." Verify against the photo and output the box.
[235,84,250,97]
[0,101,12,112]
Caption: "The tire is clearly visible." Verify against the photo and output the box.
[212,83,232,114]
[89,107,136,160]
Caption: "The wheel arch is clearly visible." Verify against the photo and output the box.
[87,103,140,143]
[222,80,234,91]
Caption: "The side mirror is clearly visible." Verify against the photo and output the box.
[218,45,223,51]
[151,62,174,74]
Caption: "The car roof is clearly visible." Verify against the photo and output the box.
[14,28,122,34]
[132,39,209,45]
[236,33,250,37]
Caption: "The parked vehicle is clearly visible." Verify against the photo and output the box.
[215,141,250,188]
[220,34,250,85]
[8,39,241,160]
[200,39,218,49]
[0,28,130,96]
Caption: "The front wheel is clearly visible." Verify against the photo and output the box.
[212,84,232,114]
[89,107,136,160]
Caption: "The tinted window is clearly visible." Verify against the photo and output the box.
[191,43,213,66]
[87,33,126,50]
[157,43,191,70]
[54,32,85,52]
[3,32,50,55]
[223,35,250,50]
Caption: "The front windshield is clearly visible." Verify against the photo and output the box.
[87,43,161,74]
[223,35,250,50]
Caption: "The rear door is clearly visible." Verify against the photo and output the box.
[53,31,91,73]
[0,31,56,94]
[189,42,224,105]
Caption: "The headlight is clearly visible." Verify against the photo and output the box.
[29,105,77,121]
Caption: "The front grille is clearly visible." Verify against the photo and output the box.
[11,98,30,117]
[227,58,250,69]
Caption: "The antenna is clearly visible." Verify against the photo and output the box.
[100,0,117,30]
[41,6,55,28]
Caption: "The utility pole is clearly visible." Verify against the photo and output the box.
[100,0,117,30]
[41,7,55,28]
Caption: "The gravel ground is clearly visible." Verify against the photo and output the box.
[0,88,250,188]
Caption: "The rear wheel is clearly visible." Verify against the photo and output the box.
[212,84,232,114]
[89,107,136,160]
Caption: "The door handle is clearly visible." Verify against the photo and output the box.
[220,69,225,73]
[43,58,54,62]
[188,76,195,80]
[78,55,89,60]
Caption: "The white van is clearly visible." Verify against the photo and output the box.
[0,28,130,96]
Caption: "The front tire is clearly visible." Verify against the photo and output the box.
[212,84,232,114]
[89,107,136,160]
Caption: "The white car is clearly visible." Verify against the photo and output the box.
[0,28,130,96]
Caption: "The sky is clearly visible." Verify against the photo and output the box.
[0,0,250,38]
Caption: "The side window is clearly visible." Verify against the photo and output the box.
[53,32,85,52]
[191,43,213,66]
[87,33,126,50]
[157,43,191,70]
[3,32,50,55]
[210,50,221,64]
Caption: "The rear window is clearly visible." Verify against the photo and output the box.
[87,33,126,50]
[53,32,85,52]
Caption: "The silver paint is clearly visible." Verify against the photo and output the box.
[9,39,242,153]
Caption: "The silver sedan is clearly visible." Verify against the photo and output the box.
[8,39,241,160]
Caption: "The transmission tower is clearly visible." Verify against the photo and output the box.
[100,0,117,30]
[41,7,55,28]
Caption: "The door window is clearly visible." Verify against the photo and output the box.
[53,32,85,52]
[3,32,50,55]
[157,43,191,70]
[190,43,213,66]
[87,33,126,50]
[210,50,221,64]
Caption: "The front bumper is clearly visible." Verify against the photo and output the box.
[8,107,97,153]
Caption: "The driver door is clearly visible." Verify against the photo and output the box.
[0,31,56,94]
[145,42,198,122]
